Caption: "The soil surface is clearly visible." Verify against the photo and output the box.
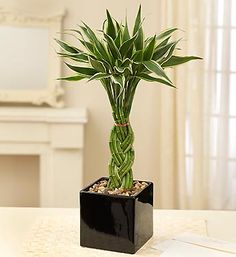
[88,179,148,196]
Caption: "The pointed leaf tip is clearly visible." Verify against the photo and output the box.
[162,55,202,67]
[136,73,175,88]
[133,5,142,35]
[143,60,172,83]
[65,62,97,76]
[57,75,86,81]
[133,5,144,50]
[143,35,156,60]
[138,4,142,13]
[156,28,178,41]
[55,38,79,54]
[106,9,116,39]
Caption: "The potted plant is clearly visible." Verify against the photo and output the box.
[56,5,201,254]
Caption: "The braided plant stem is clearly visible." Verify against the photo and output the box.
[107,111,135,189]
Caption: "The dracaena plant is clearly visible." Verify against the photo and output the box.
[56,5,201,189]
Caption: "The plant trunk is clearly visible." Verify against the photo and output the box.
[107,110,135,189]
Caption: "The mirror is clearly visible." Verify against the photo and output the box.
[0,26,49,90]
[0,9,65,107]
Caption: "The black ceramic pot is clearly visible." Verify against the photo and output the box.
[80,177,153,254]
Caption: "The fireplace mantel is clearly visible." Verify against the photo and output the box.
[0,107,88,207]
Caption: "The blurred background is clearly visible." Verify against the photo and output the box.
[0,0,235,210]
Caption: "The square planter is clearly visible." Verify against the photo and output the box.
[80,177,153,254]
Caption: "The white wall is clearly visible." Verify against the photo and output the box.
[0,0,164,207]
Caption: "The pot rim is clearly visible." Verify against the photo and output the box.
[80,176,153,199]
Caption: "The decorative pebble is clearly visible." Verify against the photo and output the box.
[88,180,148,196]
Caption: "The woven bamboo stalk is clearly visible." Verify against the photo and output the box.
[108,111,135,189]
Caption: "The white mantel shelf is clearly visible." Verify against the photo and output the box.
[0,107,88,208]
[0,107,88,123]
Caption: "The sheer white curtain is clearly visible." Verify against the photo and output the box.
[156,0,236,209]
[204,0,236,209]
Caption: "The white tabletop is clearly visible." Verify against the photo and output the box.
[0,208,236,257]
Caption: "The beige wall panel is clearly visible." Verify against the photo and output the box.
[0,155,39,207]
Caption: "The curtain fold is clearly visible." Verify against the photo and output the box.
[156,0,236,209]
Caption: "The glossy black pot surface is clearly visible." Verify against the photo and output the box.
[80,177,153,254]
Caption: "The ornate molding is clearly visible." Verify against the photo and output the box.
[0,8,65,107]
[0,7,65,24]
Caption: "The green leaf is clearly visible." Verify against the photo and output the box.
[133,5,144,50]
[89,57,106,72]
[133,50,143,62]
[136,73,175,87]
[112,75,124,88]
[78,38,95,54]
[143,35,156,60]
[55,39,79,54]
[162,55,202,67]
[114,66,125,73]
[81,23,112,63]
[114,29,122,48]
[152,41,178,61]
[143,60,172,82]
[121,58,132,67]
[57,75,86,81]
[97,42,112,62]
[135,27,144,51]
[122,18,130,43]
[112,75,125,99]
[144,37,153,47]
[104,33,122,59]
[156,28,178,41]
[156,36,171,48]
[92,45,108,62]
[106,10,116,39]
[88,73,111,81]
[79,24,111,63]
[115,19,121,32]
[160,40,180,63]
[57,52,88,63]
[81,22,98,42]
[91,40,111,63]
[119,34,137,58]
[79,25,94,43]
[74,28,105,60]
[65,63,97,76]
[133,5,142,35]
